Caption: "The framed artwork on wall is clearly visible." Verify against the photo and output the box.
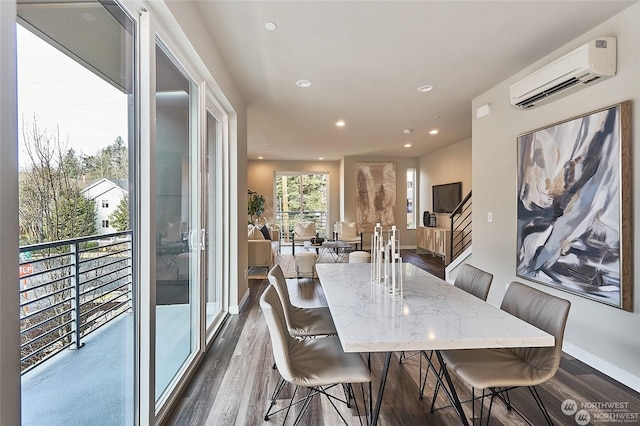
[516,100,632,311]
[355,162,396,232]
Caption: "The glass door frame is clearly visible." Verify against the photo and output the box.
[137,6,233,423]
[202,99,228,344]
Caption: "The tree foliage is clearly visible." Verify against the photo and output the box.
[19,118,97,244]
[109,195,130,231]
[81,136,128,181]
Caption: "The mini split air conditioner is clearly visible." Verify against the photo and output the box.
[510,37,616,109]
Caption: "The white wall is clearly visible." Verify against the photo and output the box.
[419,138,472,228]
[472,3,640,391]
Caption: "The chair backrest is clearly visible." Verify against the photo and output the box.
[260,285,296,383]
[294,221,316,238]
[454,264,493,301]
[267,265,297,327]
[338,221,358,238]
[501,281,571,381]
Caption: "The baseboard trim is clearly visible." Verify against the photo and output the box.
[563,341,640,393]
[229,289,249,315]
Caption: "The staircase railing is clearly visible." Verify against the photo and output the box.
[449,190,472,263]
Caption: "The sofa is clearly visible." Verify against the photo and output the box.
[248,224,280,267]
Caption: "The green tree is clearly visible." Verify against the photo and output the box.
[109,196,130,231]
[81,136,128,181]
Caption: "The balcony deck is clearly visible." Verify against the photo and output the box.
[22,304,190,426]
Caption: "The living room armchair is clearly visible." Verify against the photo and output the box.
[334,221,363,250]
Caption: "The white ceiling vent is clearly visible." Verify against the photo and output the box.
[510,37,616,109]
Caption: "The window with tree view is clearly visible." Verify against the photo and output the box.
[275,173,328,241]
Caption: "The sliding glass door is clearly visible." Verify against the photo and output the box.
[154,41,199,402]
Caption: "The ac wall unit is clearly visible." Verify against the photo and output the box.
[510,37,616,109]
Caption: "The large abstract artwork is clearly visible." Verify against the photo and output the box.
[356,162,396,231]
[516,101,632,311]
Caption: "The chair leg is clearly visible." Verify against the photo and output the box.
[322,385,353,425]
[264,377,288,421]
[342,383,352,408]
[529,386,554,426]
[291,388,314,426]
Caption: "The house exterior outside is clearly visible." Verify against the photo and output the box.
[80,178,128,235]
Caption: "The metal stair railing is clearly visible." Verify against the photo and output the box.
[449,191,472,263]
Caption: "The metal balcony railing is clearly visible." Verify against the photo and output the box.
[19,231,133,374]
[275,210,328,242]
[450,191,472,263]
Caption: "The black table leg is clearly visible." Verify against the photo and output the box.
[434,350,469,426]
[370,352,392,426]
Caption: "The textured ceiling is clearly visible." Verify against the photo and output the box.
[190,1,636,161]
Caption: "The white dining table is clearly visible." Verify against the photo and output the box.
[315,262,554,426]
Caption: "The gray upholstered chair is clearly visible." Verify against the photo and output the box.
[260,285,371,424]
[432,281,571,425]
[267,265,336,337]
[417,264,494,397]
[453,263,494,301]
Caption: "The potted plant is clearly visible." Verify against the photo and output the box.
[247,189,265,224]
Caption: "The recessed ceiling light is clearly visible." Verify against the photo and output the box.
[318,157,324,160]
[257,156,264,159]
[404,143,412,148]
[335,120,346,127]
[429,129,439,135]
[296,79,312,88]
[417,85,434,93]
[265,22,277,31]
[402,128,413,134]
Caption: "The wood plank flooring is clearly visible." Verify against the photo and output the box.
[166,252,640,426]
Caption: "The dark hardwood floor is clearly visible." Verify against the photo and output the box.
[166,253,640,426]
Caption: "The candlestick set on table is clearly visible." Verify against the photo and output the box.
[370,223,403,298]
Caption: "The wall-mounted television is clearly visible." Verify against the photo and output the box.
[432,182,462,214]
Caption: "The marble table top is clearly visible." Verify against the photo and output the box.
[315,262,554,353]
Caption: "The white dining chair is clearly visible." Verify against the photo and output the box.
[267,264,336,337]
[260,285,371,425]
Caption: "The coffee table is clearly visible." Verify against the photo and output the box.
[318,240,352,263]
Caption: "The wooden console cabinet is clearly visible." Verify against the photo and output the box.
[417,226,455,265]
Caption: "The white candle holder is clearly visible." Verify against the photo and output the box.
[370,223,403,298]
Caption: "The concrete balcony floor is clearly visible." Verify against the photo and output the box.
[22,304,191,426]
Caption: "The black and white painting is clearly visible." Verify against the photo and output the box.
[516,102,632,310]
[356,162,396,231]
